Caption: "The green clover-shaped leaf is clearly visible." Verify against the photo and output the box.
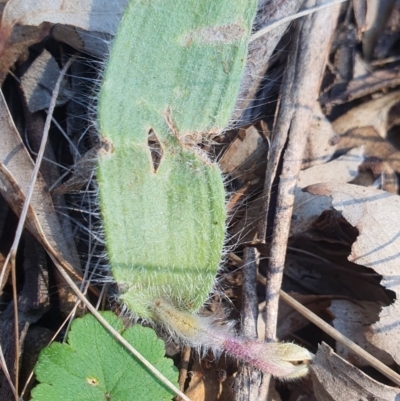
[31,312,178,401]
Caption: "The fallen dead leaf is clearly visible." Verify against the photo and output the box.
[354,158,399,193]
[305,183,400,365]
[0,8,49,84]
[302,103,339,170]
[0,0,129,77]
[337,126,400,175]
[0,91,81,312]
[324,67,400,106]
[333,91,400,139]
[183,357,235,401]
[1,0,128,37]
[291,146,364,235]
[329,299,394,366]
[311,342,400,401]
[21,49,71,112]
[51,25,110,57]
[220,126,267,180]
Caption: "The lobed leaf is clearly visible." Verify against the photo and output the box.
[31,312,178,401]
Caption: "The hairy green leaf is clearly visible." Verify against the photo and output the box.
[97,0,258,320]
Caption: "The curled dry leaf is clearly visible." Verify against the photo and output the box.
[0,91,81,311]
[329,300,394,366]
[0,92,79,269]
[21,49,70,113]
[0,0,129,72]
[291,147,364,236]
[302,103,339,170]
[325,69,400,106]
[332,91,400,189]
[337,125,400,177]
[183,358,235,401]
[355,158,399,194]
[333,91,400,139]
[220,126,267,180]
[0,4,49,84]
[311,343,400,401]
[1,0,128,37]
[305,182,400,365]
[51,25,109,57]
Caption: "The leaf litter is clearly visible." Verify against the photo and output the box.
[1,0,400,400]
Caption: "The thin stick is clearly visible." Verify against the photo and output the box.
[176,346,191,401]
[0,344,16,398]
[249,0,347,43]
[280,290,400,387]
[1,54,76,401]
[233,247,269,401]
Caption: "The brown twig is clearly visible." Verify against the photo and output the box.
[176,346,191,401]
[257,0,341,347]
[233,247,269,401]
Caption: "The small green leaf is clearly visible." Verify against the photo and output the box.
[31,312,178,401]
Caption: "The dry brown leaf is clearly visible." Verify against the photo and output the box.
[0,92,79,267]
[329,300,394,366]
[302,103,339,170]
[291,147,364,235]
[311,342,400,401]
[0,0,128,77]
[0,4,49,84]
[333,91,400,177]
[1,0,128,36]
[51,25,110,57]
[220,126,267,178]
[333,91,400,139]
[183,358,235,401]
[21,49,71,112]
[326,69,400,106]
[338,126,400,178]
[0,91,81,311]
[305,182,400,364]
[355,158,399,193]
